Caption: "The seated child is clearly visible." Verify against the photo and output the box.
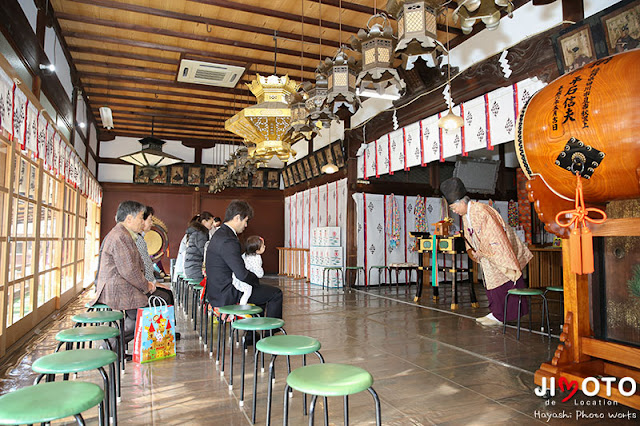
[232,236,265,305]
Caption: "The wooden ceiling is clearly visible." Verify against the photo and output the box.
[48,0,483,147]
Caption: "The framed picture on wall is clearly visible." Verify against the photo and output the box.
[237,173,249,187]
[554,24,598,74]
[251,170,264,188]
[315,150,326,169]
[282,170,290,187]
[323,146,335,167]
[204,167,217,185]
[296,162,306,181]
[309,154,320,177]
[303,158,312,179]
[266,170,280,188]
[170,165,185,185]
[187,166,201,185]
[601,1,640,54]
[152,167,168,184]
[332,142,345,167]
[287,167,295,185]
[133,165,149,184]
[291,165,300,183]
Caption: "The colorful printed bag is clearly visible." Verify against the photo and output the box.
[133,296,177,363]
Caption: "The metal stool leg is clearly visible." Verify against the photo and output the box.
[368,387,382,426]
[516,297,522,340]
[503,293,509,335]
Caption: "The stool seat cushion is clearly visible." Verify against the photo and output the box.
[32,349,118,374]
[72,311,124,324]
[218,304,263,316]
[56,326,120,342]
[507,288,544,296]
[84,302,110,310]
[193,285,204,290]
[344,266,363,270]
[232,317,284,331]
[545,286,564,292]
[286,363,373,397]
[0,381,104,425]
[256,335,320,355]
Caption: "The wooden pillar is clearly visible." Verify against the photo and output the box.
[562,241,591,363]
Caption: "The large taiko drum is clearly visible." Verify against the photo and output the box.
[516,49,640,204]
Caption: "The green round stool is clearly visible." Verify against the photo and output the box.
[85,302,111,311]
[343,266,364,290]
[252,335,324,425]
[503,288,550,340]
[231,317,286,406]
[192,284,204,334]
[32,349,118,425]
[185,278,202,317]
[56,326,122,401]
[215,304,263,378]
[368,266,389,288]
[322,267,343,291]
[284,363,381,426]
[72,311,126,375]
[0,381,105,426]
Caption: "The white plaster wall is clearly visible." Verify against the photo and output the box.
[17,0,37,33]
[88,156,97,177]
[202,144,239,165]
[44,27,72,99]
[74,130,86,160]
[288,139,309,164]
[351,97,394,128]
[98,163,134,183]
[312,120,344,152]
[585,0,622,18]
[89,124,98,154]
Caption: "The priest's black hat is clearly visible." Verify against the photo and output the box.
[440,177,467,204]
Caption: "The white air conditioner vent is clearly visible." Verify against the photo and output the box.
[177,59,245,88]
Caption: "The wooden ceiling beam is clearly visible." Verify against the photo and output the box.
[112,116,228,132]
[66,0,341,49]
[115,123,230,138]
[188,0,361,34]
[79,71,251,95]
[57,12,324,62]
[93,100,231,118]
[65,31,318,74]
[88,92,243,114]
[307,0,375,15]
[69,45,179,65]
[94,107,228,122]
[104,113,229,129]
[109,128,237,142]
[74,59,177,76]
[83,83,254,105]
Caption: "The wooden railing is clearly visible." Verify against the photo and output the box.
[277,247,310,282]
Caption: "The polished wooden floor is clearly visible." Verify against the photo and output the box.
[1,276,638,425]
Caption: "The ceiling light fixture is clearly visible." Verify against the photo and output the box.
[39,63,55,72]
[119,118,184,179]
[99,106,114,129]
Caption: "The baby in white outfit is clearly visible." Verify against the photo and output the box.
[232,235,266,305]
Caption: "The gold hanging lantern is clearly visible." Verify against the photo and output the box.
[452,0,513,35]
[351,14,406,100]
[385,0,440,70]
[225,74,299,162]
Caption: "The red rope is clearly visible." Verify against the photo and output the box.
[438,112,444,162]
[460,103,467,157]
[419,120,426,167]
[363,193,368,286]
[484,94,493,151]
[388,134,393,175]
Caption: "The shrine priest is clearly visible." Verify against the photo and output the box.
[440,177,533,325]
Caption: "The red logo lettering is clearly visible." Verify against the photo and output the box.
[559,377,579,402]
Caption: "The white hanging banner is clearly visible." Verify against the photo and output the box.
[388,129,404,173]
[516,77,546,114]
[364,193,385,285]
[462,96,488,154]
[357,153,364,179]
[53,132,61,175]
[284,196,291,247]
[405,195,419,266]
[441,105,463,160]
[302,189,310,249]
[421,115,440,164]
[376,135,389,176]
[404,122,421,169]
[37,113,47,160]
[318,184,327,228]
[0,71,13,135]
[364,142,376,179]
[25,103,39,155]
[296,192,304,248]
[354,193,366,282]
[45,126,54,171]
[12,89,28,148]
[310,187,319,235]
[487,85,516,146]
[327,181,338,227]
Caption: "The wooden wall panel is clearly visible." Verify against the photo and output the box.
[100,184,284,273]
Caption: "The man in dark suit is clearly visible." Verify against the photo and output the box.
[205,200,283,319]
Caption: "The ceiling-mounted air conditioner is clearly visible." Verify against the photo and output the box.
[177,59,245,88]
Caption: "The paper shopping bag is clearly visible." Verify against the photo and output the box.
[133,296,177,363]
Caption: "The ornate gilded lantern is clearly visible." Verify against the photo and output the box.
[385,0,440,69]
[321,49,360,115]
[305,73,337,130]
[225,74,298,162]
[284,87,318,143]
[351,14,405,100]
[452,0,514,34]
